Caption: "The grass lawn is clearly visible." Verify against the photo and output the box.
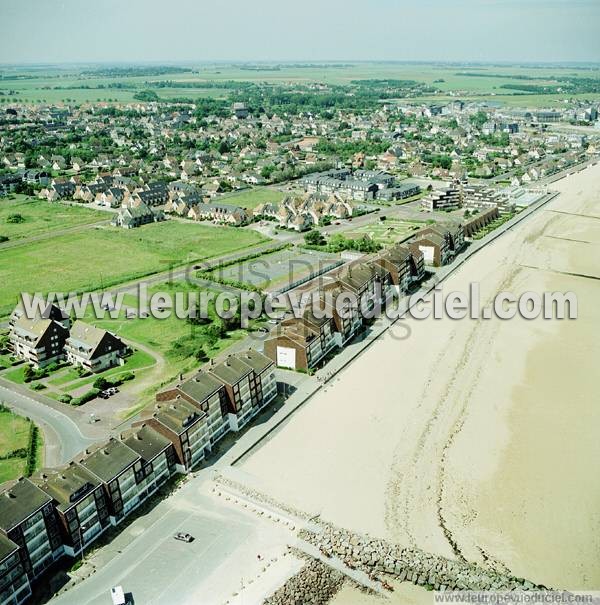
[0,196,106,242]
[0,408,30,452]
[0,220,269,317]
[0,458,27,483]
[3,365,27,384]
[0,408,31,483]
[47,368,82,387]
[61,349,156,392]
[216,187,287,210]
[80,279,248,376]
[0,353,19,369]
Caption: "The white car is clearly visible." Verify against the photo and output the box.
[111,586,126,605]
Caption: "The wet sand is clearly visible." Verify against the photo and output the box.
[241,164,600,589]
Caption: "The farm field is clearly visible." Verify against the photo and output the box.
[0,220,269,317]
[209,247,342,291]
[2,63,599,106]
[0,195,106,241]
[346,217,429,246]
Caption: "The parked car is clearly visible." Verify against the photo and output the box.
[106,387,119,395]
[174,532,194,543]
[98,391,110,400]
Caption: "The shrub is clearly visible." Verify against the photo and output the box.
[25,424,39,477]
[93,377,109,390]
[30,382,46,391]
[23,365,35,383]
[71,388,99,406]
[58,394,72,404]
[120,371,135,382]
[6,213,25,224]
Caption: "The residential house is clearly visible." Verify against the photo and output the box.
[111,202,164,229]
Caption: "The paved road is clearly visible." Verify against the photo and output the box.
[0,379,98,466]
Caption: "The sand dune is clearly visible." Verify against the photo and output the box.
[241,164,600,589]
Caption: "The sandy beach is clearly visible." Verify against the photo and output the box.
[240,163,600,590]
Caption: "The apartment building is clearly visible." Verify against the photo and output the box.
[319,284,363,346]
[421,186,462,211]
[64,321,127,373]
[332,262,381,317]
[208,356,260,431]
[264,320,326,372]
[9,317,69,369]
[154,349,277,437]
[408,232,449,267]
[373,244,414,292]
[32,464,109,557]
[157,372,230,447]
[235,350,277,409]
[0,479,62,582]
[141,400,210,472]
[0,534,30,605]
[77,439,144,525]
[120,425,175,499]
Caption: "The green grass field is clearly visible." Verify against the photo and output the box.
[77,280,247,375]
[0,196,106,242]
[0,408,31,483]
[217,187,287,210]
[0,221,268,317]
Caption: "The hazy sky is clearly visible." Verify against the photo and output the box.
[1,0,599,65]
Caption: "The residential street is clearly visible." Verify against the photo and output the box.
[0,379,99,466]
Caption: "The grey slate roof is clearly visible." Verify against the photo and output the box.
[0,478,52,531]
[78,438,140,483]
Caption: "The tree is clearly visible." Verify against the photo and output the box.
[304,229,326,247]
